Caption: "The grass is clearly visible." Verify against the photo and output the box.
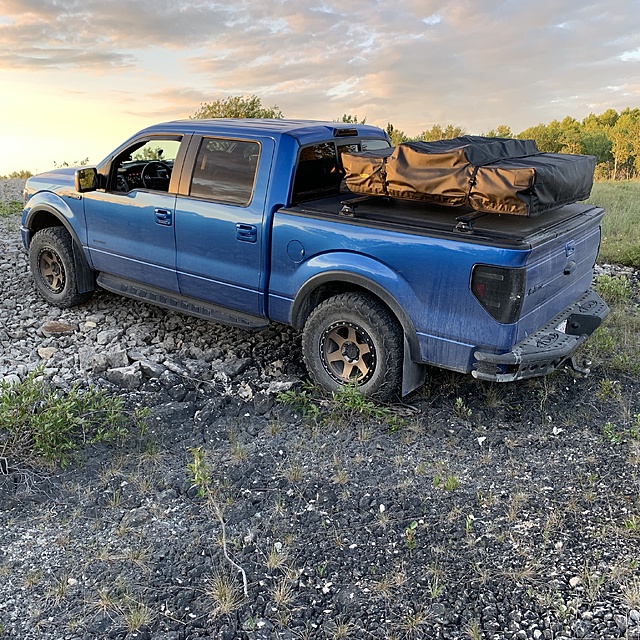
[0,199,22,217]
[0,369,138,467]
[585,273,640,376]
[588,181,640,266]
[277,382,405,432]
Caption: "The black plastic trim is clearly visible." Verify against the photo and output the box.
[472,289,609,382]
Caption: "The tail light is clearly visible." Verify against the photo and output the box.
[471,265,525,324]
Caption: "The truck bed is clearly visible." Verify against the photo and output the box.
[283,194,604,249]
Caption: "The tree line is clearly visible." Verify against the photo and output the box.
[193,97,640,181]
[4,97,638,180]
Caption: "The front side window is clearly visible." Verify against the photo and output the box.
[190,138,260,206]
[111,138,181,193]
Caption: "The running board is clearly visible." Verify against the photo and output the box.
[96,274,268,330]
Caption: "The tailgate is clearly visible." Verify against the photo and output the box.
[515,204,604,342]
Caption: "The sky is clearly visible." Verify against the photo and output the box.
[1,0,639,176]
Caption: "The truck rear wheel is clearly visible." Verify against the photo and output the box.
[302,292,402,401]
[29,227,93,307]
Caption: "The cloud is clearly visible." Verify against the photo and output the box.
[1,0,640,133]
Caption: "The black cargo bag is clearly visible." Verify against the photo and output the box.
[342,136,596,216]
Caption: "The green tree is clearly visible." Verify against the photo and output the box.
[337,114,367,124]
[386,123,409,146]
[486,124,513,138]
[608,110,640,179]
[191,95,283,119]
[517,121,563,153]
[419,124,465,141]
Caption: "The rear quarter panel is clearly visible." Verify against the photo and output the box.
[269,212,528,371]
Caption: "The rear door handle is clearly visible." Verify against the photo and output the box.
[236,223,257,243]
[154,208,172,226]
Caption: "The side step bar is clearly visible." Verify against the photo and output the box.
[96,274,268,330]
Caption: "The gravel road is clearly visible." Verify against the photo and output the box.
[1,179,640,640]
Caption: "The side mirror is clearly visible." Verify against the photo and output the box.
[75,167,98,193]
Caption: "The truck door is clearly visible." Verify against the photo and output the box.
[85,136,186,292]
[174,136,274,317]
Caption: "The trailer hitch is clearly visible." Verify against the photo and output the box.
[563,356,592,376]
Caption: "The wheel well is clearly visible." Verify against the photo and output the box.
[28,210,64,238]
[294,282,399,332]
[293,276,421,366]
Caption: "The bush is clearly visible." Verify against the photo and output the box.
[0,371,134,467]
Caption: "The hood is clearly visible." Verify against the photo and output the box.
[26,166,78,192]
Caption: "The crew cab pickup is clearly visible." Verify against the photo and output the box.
[21,119,609,399]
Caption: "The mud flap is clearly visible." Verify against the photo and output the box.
[402,335,427,396]
[72,239,95,293]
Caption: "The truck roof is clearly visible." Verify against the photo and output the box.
[139,118,388,146]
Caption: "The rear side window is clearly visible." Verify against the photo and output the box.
[293,139,391,202]
[293,143,342,201]
[190,138,260,206]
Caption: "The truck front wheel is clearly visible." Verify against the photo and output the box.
[29,227,93,307]
[302,292,402,401]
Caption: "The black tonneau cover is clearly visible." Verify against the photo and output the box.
[282,194,604,249]
[342,136,596,217]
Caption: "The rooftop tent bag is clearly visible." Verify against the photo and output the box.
[342,136,596,217]
[340,147,394,196]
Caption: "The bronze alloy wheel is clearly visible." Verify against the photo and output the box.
[37,247,66,294]
[320,320,377,385]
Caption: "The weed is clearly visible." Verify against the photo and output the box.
[0,370,134,467]
[483,384,503,408]
[205,569,245,616]
[45,574,71,605]
[328,383,404,431]
[89,588,120,615]
[24,569,43,588]
[622,577,640,610]
[283,460,304,483]
[0,200,22,218]
[433,474,459,492]
[623,514,640,534]
[603,421,624,444]
[506,491,528,521]
[277,386,320,422]
[399,606,431,638]
[427,571,445,599]
[270,577,296,608]
[582,562,606,603]
[187,446,210,497]
[593,274,633,307]
[326,618,356,639]
[123,600,155,633]
[405,521,418,549]
[265,544,289,571]
[331,466,348,485]
[454,396,472,421]
[464,618,483,640]
[597,378,622,402]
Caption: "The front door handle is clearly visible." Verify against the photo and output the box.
[155,208,172,226]
[236,223,257,243]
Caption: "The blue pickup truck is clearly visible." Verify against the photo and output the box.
[21,119,609,399]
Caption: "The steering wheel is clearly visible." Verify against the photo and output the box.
[141,161,171,190]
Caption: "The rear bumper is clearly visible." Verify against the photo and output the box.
[472,289,609,382]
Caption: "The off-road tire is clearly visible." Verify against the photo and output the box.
[29,227,93,307]
[302,292,403,401]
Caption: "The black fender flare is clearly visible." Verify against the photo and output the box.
[291,270,421,362]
